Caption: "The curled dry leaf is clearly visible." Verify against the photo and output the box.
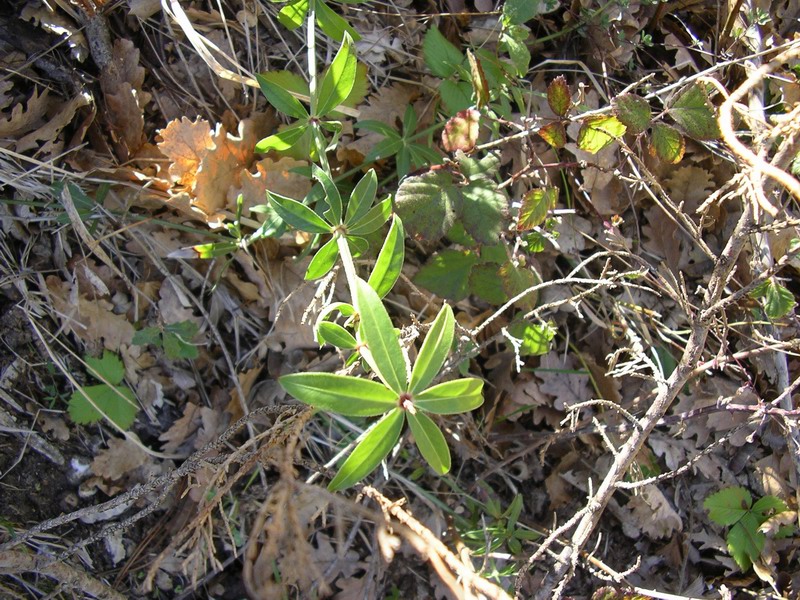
[91,437,148,481]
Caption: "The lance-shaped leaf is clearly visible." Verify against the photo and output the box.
[256,73,309,120]
[328,408,404,491]
[256,122,308,152]
[345,169,378,226]
[277,0,307,30]
[355,278,407,393]
[314,33,357,117]
[407,411,451,475]
[312,164,342,224]
[368,216,404,298]
[316,321,357,349]
[414,378,484,414]
[279,372,396,416]
[305,236,340,280]
[315,0,361,42]
[409,304,454,393]
[268,191,331,234]
[348,197,392,236]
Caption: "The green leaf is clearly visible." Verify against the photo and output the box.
[69,384,138,429]
[668,82,720,140]
[314,33,357,117]
[469,265,509,304]
[459,181,507,245]
[517,187,558,231]
[507,321,556,356]
[466,50,489,108]
[268,191,331,234]
[577,115,627,154]
[727,516,764,570]
[612,93,651,135]
[162,321,200,360]
[438,80,473,114]
[500,261,539,310]
[368,215,405,298]
[503,0,541,24]
[423,27,463,78]
[355,278,407,393]
[345,169,378,226]
[751,495,788,517]
[347,197,392,236]
[394,170,459,242]
[705,487,752,526]
[316,321,358,349]
[312,164,342,224]
[650,123,685,164]
[347,235,369,257]
[315,0,361,42]
[85,351,126,385]
[547,76,571,117]
[279,372,397,416]
[501,31,530,77]
[414,250,479,301]
[750,279,797,320]
[414,378,484,414]
[363,135,403,164]
[255,122,309,152]
[328,408,404,491]
[255,73,309,119]
[305,236,340,280]
[407,411,451,474]
[277,0,307,30]
[409,304,455,393]
[132,327,161,347]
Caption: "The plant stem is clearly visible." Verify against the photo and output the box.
[336,233,359,300]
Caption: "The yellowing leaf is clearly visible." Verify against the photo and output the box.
[577,115,627,154]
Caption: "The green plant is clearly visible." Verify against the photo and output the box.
[461,492,540,557]
[132,319,200,360]
[281,287,483,491]
[68,351,138,429]
[704,486,796,571]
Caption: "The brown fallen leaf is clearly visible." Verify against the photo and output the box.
[91,436,148,481]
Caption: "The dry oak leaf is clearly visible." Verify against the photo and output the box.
[159,402,218,454]
[157,116,215,188]
[622,485,683,540]
[91,436,148,480]
[0,87,50,138]
[15,93,89,154]
[663,165,715,220]
[45,275,135,351]
[231,156,311,218]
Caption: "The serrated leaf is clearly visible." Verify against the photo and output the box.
[500,261,539,310]
[518,187,558,231]
[345,169,377,225]
[68,384,138,430]
[414,249,478,301]
[460,181,507,245]
[305,236,340,280]
[394,170,459,241]
[537,122,567,149]
[466,50,489,108]
[668,83,720,140]
[316,321,358,349]
[407,411,450,474]
[650,123,685,163]
[409,304,455,393]
[705,487,752,526]
[328,408,404,491]
[577,115,627,154]
[438,80,472,114]
[612,93,651,135]
[547,76,571,117]
[255,73,308,119]
[727,516,764,570]
[458,151,499,179]
[368,216,405,298]
[315,33,357,117]
[763,280,796,320]
[268,191,331,234]
[751,495,788,517]
[442,108,481,153]
[85,351,125,386]
[355,278,407,393]
[132,327,161,347]
[423,27,464,78]
[347,197,392,236]
[280,372,396,416]
[507,321,556,356]
[414,378,484,414]
[255,122,309,152]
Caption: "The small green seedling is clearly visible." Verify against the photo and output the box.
[280,279,484,490]
[704,486,796,571]
[133,319,200,360]
[68,351,138,430]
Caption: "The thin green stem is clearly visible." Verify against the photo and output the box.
[336,233,359,300]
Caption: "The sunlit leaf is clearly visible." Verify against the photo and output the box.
[305,236,340,280]
[255,73,308,119]
[255,122,309,152]
[577,115,627,154]
[312,164,342,224]
[612,93,651,135]
[517,187,558,231]
[467,50,489,108]
[442,108,481,153]
[277,0,307,30]
[345,169,378,225]
[368,216,405,298]
[547,76,571,117]
[407,411,450,474]
[423,27,463,78]
[537,122,567,149]
[315,0,361,42]
[668,82,720,140]
[414,378,484,414]
[328,408,404,491]
[279,372,396,416]
[268,191,331,234]
[650,123,685,164]
[347,197,392,236]
[316,321,358,349]
[315,33,357,117]
[409,304,455,393]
